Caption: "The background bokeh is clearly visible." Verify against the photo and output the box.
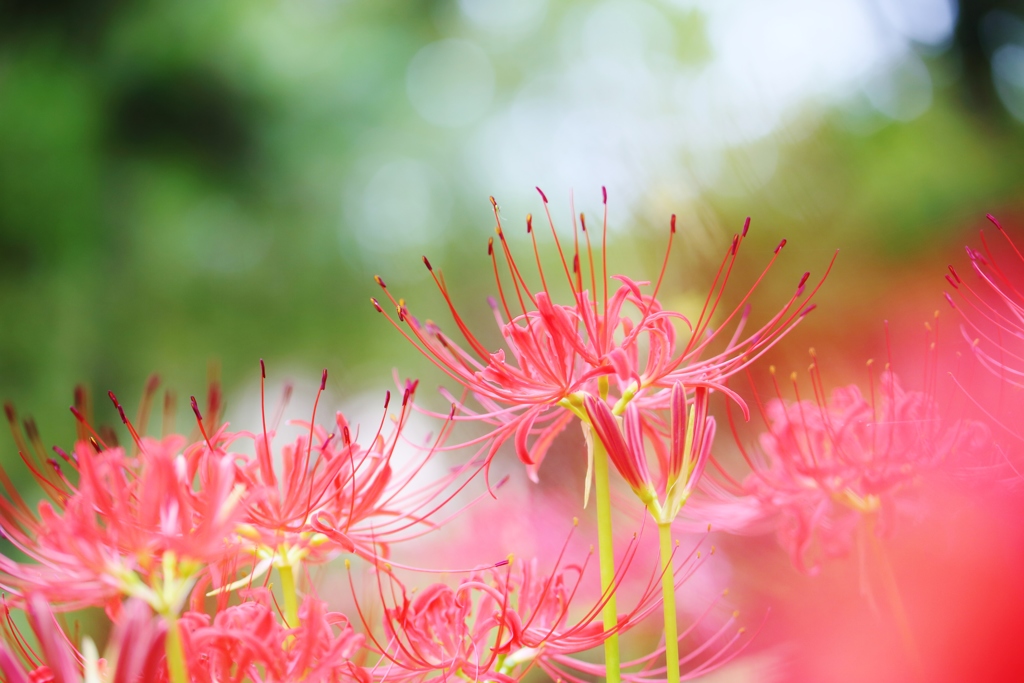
[3,0,1024,680]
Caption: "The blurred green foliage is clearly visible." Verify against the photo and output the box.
[1,0,1023,458]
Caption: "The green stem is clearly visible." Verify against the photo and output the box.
[278,562,300,629]
[658,523,681,683]
[592,438,622,683]
[866,514,922,678]
[165,614,189,683]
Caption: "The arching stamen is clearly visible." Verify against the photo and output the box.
[108,391,145,452]
[190,396,215,453]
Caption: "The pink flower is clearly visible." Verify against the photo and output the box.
[221,365,484,595]
[724,364,990,573]
[359,523,744,682]
[181,589,368,683]
[0,396,245,612]
[945,214,1024,386]
[373,190,830,481]
[0,595,168,683]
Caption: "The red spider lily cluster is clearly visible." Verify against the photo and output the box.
[0,191,1017,683]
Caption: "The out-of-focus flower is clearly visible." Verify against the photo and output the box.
[0,594,168,683]
[358,523,744,682]
[715,359,990,573]
[945,214,1024,386]
[220,365,483,617]
[0,395,245,614]
[373,190,828,481]
[180,588,368,683]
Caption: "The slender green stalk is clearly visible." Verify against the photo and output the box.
[279,562,300,629]
[658,523,681,683]
[866,514,922,676]
[165,614,189,683]
[592,438,622,683]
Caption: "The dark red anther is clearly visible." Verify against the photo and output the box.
[108,391,128,425]
[799,303,817,317]
[3,402,14,423]
[580,213,587,231]
[48,459,61,475]
[374,275,386,288]
[536,187,548,203]
[572,253,579,274]
[320,369,328,391]
[370,298,383,313]
[70,406,86,423]
[731,234,739,255]
[798,272,810,288]
[742,217,751,236]
[422,256,433,271]
[190,396,203,421]
[494,558,510,568]
[489,196,497,209]
[342,425,351,447]
[948,265,960,283]
[945,274,958,289]
[52,445,73,464]
[260,358,266,378]
[986,213,1004,231]
[670,214,677,234]
[775,239,787,254]
[526,214,533,233]
[488,237,494,255]
[602,186,607,204]
[383,390,391,410]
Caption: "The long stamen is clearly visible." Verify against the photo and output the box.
[108,391,145,452]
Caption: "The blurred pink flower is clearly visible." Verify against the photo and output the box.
[227,366,481,581]
[359,523,743,682]
[945,214,1024,386]
[0,594,168,683]
[0,401,245,612]
[180,588,368,683]
[721,364,990,573]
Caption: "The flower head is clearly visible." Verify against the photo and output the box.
[722,356,990,573]
[374,189,830,482]
[213,364,487,608]
[0,387,245,613]
[180,589,368,683]
[357,522,744,682]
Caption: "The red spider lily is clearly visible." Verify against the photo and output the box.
[710,357,991,574]
[216,364,491,598]
[583,383,715,524]
[0,396,245,612]
[944,214,1024,386]
[0,595,168,683]
[353,523,745,682]
[373,189,831,481]
[179,589,368,683]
